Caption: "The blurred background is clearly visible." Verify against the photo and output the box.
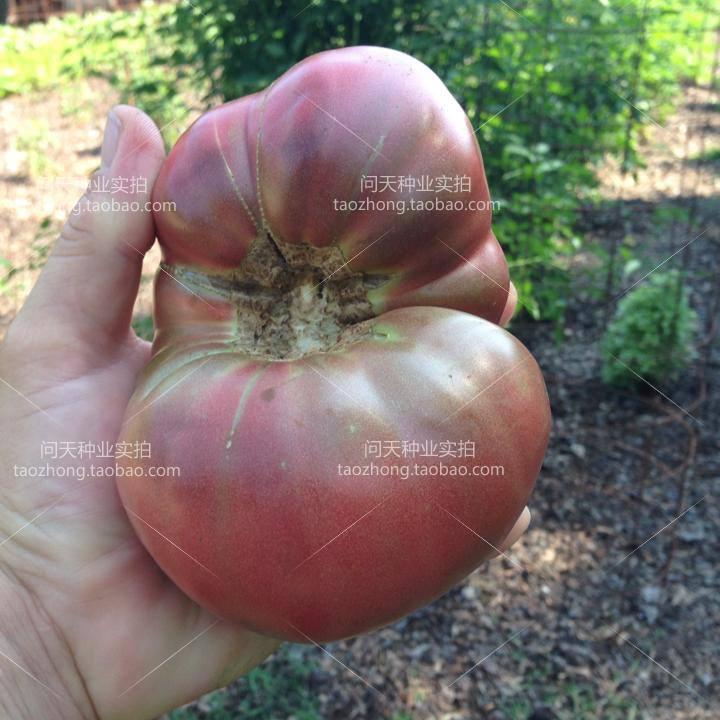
[0,1,718,718]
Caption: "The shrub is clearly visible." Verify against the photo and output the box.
[601,272,698,388]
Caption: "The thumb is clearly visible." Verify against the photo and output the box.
[9,105,165,358]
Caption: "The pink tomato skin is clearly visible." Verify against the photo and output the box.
[117,46,551,643]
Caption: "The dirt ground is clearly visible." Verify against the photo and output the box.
[0,81,718,720]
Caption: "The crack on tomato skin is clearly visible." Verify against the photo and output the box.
[332,132,388,235]
[213,116,261,235]
[264,230,291,270]
[253,82,290,267]
[225,364,269,453]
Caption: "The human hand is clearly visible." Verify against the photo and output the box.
[0,106,530,720]
[0,106,279,720]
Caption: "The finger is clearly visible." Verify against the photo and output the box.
[11,106,165,353]
[499,281,518,326]
[499,506,531,553]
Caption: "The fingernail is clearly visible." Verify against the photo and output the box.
[101,110,122,169]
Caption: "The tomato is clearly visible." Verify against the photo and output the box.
[117,46,551,642]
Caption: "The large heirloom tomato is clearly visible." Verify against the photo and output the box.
[117,46,551,643]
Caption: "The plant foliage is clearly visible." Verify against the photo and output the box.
[601,272,698,388]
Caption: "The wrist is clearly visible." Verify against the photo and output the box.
[0,564,99,720]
